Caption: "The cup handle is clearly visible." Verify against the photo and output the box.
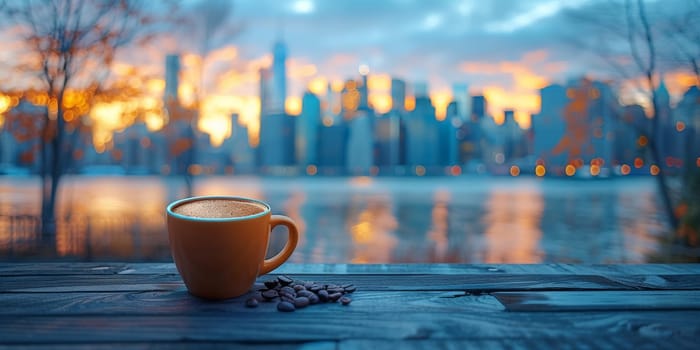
[259,215,299,275]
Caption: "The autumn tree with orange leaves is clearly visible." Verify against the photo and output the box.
[0,0,175,236]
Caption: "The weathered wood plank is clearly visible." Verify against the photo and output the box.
[3,263,700,276]
[1,311,699,344]
[494,290,700,311]
[337,337,699,350]
[0,274,636,293]
[0,291,504,315]
[0,343,336,350]
[7,273,700,293]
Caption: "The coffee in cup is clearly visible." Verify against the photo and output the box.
[166,196,299,300]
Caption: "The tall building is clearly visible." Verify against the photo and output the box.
[532,84,568,168]
[452,83,470,120]
[258,113,295,169]
[358,66,370,111]
[674,86,700,167]
[391,78,407,113]
[259,67,272,118]
[317,123,348,175]
[346,111,374,175]
[374,111,402,170]
[297,91,321,166]
[230,114,255,173]
[441,101,460,166]
[533,78,618,175]
[164,54,180,104]
[458,94,487,164]
[615,104,646,167]
[271,40,287,114]
[500,109,526,162]
[655,78,673,163]
[470,95,487,121]
[405,86,439,171]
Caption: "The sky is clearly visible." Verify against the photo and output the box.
[2,0,698,148]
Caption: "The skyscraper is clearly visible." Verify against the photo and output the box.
[297,91,321,166]
[452,83,470,120]
[533,84,568,168]
[470,95,486,121]
[271,40,287,114]
[358,65,370,111]
[391,78,406,113]
[164,54,180,104]
[259,67,272,118]
[405,85,439,171]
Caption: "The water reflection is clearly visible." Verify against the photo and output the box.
[483,186,543,263]
[347,194,398,263]
[0,175,683,263]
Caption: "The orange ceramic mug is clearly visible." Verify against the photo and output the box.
[166,195,299,299]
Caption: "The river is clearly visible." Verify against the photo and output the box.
[0,175,682,263]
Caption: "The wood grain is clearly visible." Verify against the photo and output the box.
[3,263,700,348]
[3,263,700,276]
[0,290,504,315]
[494,290,700,311]
[1,311,699,344]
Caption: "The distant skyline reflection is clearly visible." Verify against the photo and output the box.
[0,175,678,263]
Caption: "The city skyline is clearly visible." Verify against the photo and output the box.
[1,0,698,150]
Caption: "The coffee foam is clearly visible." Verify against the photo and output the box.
[173,199,266,219]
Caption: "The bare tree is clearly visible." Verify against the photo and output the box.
[566,0,700,232]
[0,0,171,236]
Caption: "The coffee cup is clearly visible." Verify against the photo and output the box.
[166,195,299,299]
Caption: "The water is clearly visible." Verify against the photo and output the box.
[0,175,681,263]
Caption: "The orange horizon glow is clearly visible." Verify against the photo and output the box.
[5,40,698,151]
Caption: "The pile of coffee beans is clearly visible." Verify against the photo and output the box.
[246,275,356,312]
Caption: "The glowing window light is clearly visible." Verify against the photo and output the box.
[634,157,644,168]
[535,165,546,177]
[416,165,426,176]
[306,165,317,176]
[676,121,686,132]
[510,165,520,177]
[450,165,462,176]
[650,165,660,176]
[565,164,576,176]
[620,164,631,175]
[697,157,700,168]
[637,135,648,147]
[590,165,600,176]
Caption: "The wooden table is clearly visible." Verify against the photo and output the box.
[2,263,700,349]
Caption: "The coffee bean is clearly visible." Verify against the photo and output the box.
[340,296,352,305]
[308,293,320,304]
[293,284,305,292]
[278,275,293,286]
[280,295,295,303]
[245,298,259,308]
[261,289,278,300]
[327,284,339,290]
[343,285,356,293]
[264,280,278,289]
[317,289,329,302]
[329,292,343,302]
[280,286,296,296]
[294,296,310,308]
[296,290,313,298]
[277,301,296,312]
[304,282,314,289]
[327,287,345,294]
[309,284,323,292]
